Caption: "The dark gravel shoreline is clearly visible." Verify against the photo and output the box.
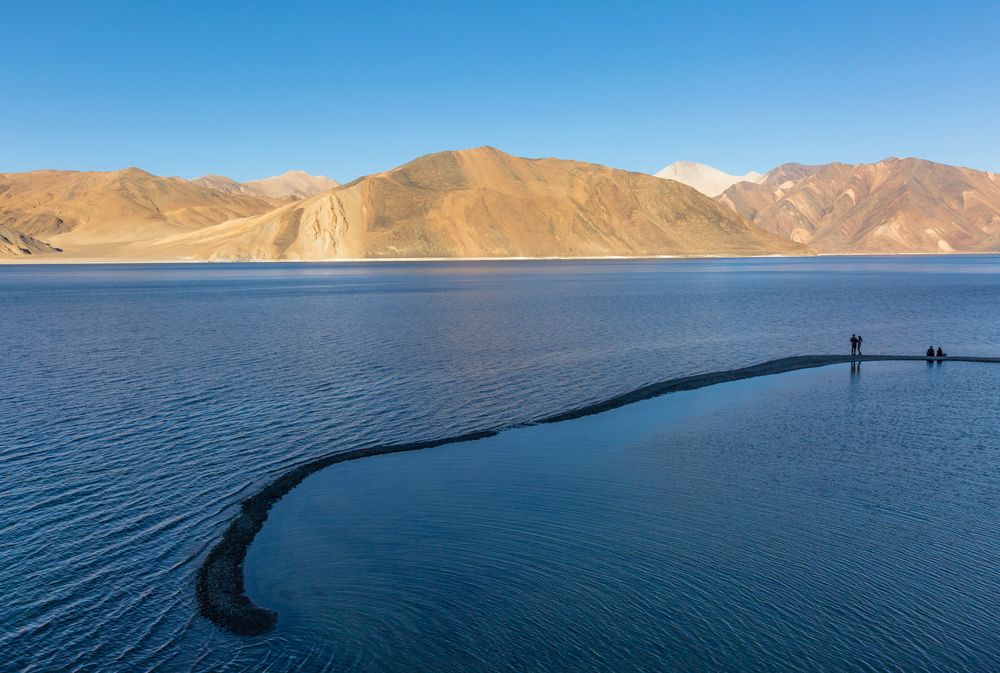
[197,354,1000,636]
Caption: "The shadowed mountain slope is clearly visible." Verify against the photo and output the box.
[0,225,61,257]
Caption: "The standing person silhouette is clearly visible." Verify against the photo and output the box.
[850,334,858,356]
[856,334,864,355]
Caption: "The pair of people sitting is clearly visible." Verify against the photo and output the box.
[926,346,946,358]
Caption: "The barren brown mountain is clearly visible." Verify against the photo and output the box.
[193,170,339,199]
[142,147,806,261]
[0,168,282,258]
[718,158,1000,253]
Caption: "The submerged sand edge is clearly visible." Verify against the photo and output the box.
[197,354,1000,636]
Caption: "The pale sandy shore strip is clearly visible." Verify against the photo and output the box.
[4,251,999,265]
[3,254,727,265]
[197,354,1000,636]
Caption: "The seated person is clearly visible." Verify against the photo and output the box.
[936,347,945,357]
[926,346,936,357]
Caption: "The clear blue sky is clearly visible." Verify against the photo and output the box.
[3,1,999,181]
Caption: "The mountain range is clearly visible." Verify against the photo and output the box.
[136,147,801,260]
[192,170,339,199]
[2,150,1000,261]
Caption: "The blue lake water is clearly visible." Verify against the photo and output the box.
[247,362,1000,672]
[2,256,1000,672]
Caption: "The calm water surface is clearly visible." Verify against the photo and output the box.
[2,256,1000,672]
[248,362,1000,672]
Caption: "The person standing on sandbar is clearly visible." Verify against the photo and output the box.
[856,334,864,355]
[850,334,858,356]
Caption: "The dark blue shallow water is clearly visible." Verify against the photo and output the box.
[246,362,1000,672]
[2,256,1000,672]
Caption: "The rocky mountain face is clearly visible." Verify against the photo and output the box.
[0,225,62,257]
[717,158,1000,253]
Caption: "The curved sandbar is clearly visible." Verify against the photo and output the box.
[197,354,1000,636]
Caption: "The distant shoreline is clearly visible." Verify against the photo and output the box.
[197,354,1000,637]
[4,251,1000,266]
